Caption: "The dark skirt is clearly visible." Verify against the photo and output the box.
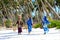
[18,27,22,33]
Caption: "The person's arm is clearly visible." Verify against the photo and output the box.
[16,21,18,24]
[21,21,24,27]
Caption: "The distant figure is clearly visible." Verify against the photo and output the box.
[42,16,50,34]
[27,15,33,34]
[16,15,23,35]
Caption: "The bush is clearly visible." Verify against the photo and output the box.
[33,23,42,28]
[56,20,60,29]
[56,26,60,29]
[0,20,2,26]
[5,19,12,28]
[48,20,56,28]
[48,20,60,29]
[13,23,16,26]
[33,20,60,29]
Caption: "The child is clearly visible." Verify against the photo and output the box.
[16,15,23,35]
[42,16,50,34]
[27,15,33,34]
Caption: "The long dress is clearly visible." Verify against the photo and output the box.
[42,16,50,34]
[16,21,23,33]
[27,18,32,33]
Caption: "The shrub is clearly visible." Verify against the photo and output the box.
[5,19,12,28]
[48,20,56,28]
[56,26,60,29]
[56,20,60,29]
[48,20,60,29]
[0,19,2,26]
[33,20,60,29]
[13,23,16,26]
[33,23,42,28]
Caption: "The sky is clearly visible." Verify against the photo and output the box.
[32,0,35,2]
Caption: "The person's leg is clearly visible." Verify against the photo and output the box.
[43,24,48,34]
[44,24,49,34]
[18,27,22,35]
[46,25,49,34]
[43,27,47,34]
[28,25,32,34]
[44,31,46,34]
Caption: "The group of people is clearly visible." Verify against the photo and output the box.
[16,15,50,35]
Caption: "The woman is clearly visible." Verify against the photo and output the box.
[42,16,50,34]
[27,15,33,34]
[16,15,23,35]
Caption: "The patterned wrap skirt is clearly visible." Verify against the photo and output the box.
[18,27,22,33]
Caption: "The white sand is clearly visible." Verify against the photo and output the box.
[0,28,60,40]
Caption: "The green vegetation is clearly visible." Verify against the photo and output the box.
[0,0,60,29]
[5,19,12,28]
[48,20,56,28]
[33,20,60,29]
[0,19,2,26]
[33,23,42,28]
[48,20,60,29]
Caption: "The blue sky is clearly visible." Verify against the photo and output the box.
[32,0,35,2]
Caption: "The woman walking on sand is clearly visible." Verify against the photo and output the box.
[16,15,23,35]
[27,15,33,34]
[42,16,50,34]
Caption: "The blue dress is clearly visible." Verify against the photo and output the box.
[27,18,32,32]
[42,16,50,34]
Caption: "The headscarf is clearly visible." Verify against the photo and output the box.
[42,16,50,25]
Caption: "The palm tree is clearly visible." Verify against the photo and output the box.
[0,0,60,27]
[44,0,60,19]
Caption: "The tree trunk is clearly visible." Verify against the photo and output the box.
[36,0,43,23]
[44,0,60,19]
[41,0,51,18]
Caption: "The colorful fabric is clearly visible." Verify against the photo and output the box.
[42,16,50,25]
[18,27,22,33]
[42,16,50,34]
[27,18,32,32]
[28,25,32,32]
[43,24,49,34]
